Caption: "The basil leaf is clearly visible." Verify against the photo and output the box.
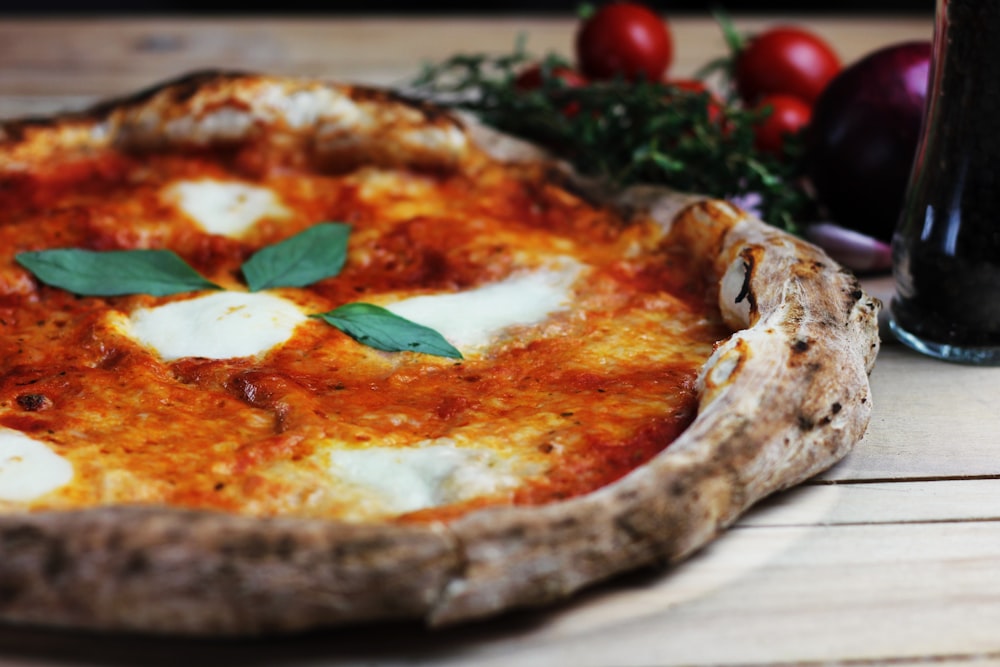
[15,249,220,297]
[243,223,351,292]
[313,302,463,359]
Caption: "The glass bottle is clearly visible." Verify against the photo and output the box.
[890,0,1000,364]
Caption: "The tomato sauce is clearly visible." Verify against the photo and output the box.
[0,145,727,521]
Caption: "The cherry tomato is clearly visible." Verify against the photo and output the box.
[514,64,588,91]
[575,2,673,82]
[752,94,812,154]
[736,26,841,105]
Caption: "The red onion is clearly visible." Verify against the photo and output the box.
[804,222,892,273]
[804,41,932,242]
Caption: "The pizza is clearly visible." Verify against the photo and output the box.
[0,71,880,635]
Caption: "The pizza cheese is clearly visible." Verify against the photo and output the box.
[0,126,727,523]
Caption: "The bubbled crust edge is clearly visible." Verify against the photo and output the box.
[0,71,880,635]
[0,70,473,174]
[427,198,880,626]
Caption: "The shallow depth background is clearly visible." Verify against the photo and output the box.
[1,0,934,13]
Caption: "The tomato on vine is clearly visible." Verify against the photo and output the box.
[751,94,812,154]
[575,2,674,82]
[734,26,841,105]
[412,7,823,235]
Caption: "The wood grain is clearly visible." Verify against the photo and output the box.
[826,346,1000,480]
[0,15,933,107]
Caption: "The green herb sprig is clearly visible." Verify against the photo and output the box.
[14,225,462,360]
[15,248,221,297]
[313,303,462,359]
[408,42,816,233]
[242,222,351,292]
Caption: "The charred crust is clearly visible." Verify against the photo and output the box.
[789,258,826,282]
[734,247,758,315]
[735,259,753,305]
[357,86,463,127]
[688,199,731,224]
[42,541,70,580]
[15,393,51,411]
[219,534,272,561]
[86,70,251,117]
[0,121,29,144]
[613,510,654,547]
[0,525,45,550]
[274,534,297,560]
[122,551,150,577]
[0,71,243,146]
[0,581,22,606]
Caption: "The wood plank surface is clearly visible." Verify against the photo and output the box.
[745,478,1000,526]
[0,15,933,98]
[0,519,997,666]
[4,12,999,667]
[823,345,1000,480]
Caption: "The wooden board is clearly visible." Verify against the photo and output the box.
[0,15,932,110]
[0,518,997,666]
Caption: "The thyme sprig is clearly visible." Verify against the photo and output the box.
[408,42,815,234]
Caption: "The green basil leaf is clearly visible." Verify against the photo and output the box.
[243,223,351,292]
[15,248,220,297]
[313,302,463,359]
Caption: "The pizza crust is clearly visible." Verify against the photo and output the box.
[430,198,880,625]
[0,72,880,635]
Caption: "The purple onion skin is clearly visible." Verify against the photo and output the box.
[805,41,931,242]
[804,222,892,274]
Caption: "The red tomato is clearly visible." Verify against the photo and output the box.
[575,2,673,82]
[736,26,841,105]
[514,64,588,91]
[752,94,812,154]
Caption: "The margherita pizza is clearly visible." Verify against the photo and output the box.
[0,72,879,635]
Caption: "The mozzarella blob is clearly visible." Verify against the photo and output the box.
[385,260,583,352]
[328,443,524,518]
[117,259,581,363]
[0,428,73,501]
[127,292,308,361]
[162,179,290,237]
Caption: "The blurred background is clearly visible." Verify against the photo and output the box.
[0,0,933,13]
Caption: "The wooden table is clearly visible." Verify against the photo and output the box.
[5,13,999,667]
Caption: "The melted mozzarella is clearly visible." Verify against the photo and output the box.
[328,442,523,518]
[162,179,290,238]
[125,292,308,361]
[0,428,73,501]
[385,259,584,352]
